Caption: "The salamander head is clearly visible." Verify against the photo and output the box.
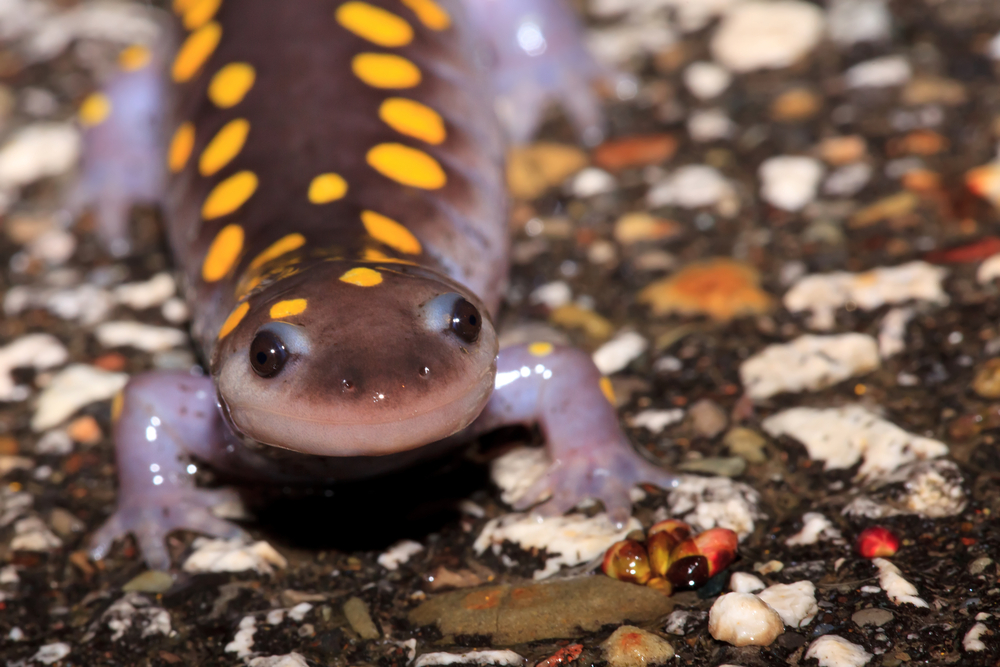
[213,262,497,456]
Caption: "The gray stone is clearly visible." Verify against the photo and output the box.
[852,608,894,627]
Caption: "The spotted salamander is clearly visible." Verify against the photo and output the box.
[74,0,678,569]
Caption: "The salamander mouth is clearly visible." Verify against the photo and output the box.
[218,363,496,457]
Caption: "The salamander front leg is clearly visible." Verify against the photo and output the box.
[472,343,678,527]
[90,371,247,570]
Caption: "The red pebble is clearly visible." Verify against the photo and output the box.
[535,644,583,667]
[856,526,900,558]
[924,236,1000,264]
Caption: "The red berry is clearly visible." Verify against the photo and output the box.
[856,526,900,558]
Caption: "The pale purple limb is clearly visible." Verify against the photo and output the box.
[469,343,678,528]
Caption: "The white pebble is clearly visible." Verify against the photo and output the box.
[95,321,186,352]
[377,540,424,571]
[896,460,967,518]
[24,2,160,61]
[414,650,525,667]
[36,429,72,455]
[762,405,948,481]
[490,446,550,505]
[31,363,128,431]
[757,581,818,628]
[687,108,735,142]
[183,537,287,575]
[249,653,310,667]
[730,572,765,593]
[990,32,1000,60]
[592,330,647,374]
[628,408,685,433]
[873,558,928,608]
[27,227,75,265]
[805,635,872,667]
[225,615,257,658]
[161,297,190,324]
[785,512,842,546]
[683,61,731,100]
[529,281,572,309]
[0,122,79,189]
[708,592,784,646]
[759,156,824,212]
[665,475,764,539]
[647,164,730,209]
[963,623,989,652]
[877,307,915,359]
[114,272,175,310]
[827,0,891,46]
[845,55,912,89]
[586,20,676,65]
[977,253,1000,284]
[784,261,949,330]
[11,515,62,551]
[473,512,640,579]
[31,642,71,665]
[710,1,824,73]
[288,602,312,622]
[0,333,67,401]
[824,162,872,197]
[739,333,879,400]
[103,592,172,641]
[570,167,616,197]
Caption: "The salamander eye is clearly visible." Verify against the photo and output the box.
[249,330,288,378]
[450,298,481,343]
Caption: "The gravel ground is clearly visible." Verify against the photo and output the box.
[1,0,1000,665]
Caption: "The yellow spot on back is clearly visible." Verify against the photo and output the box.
[218,301,249,338]
[528,341,553,357]
[401,0,451,30]
[169,122,195,173]
[202,171,258,219]
[352,53,421,89]
[172,21,221,83]
[367,143,446,189]
[208,62,255,108]
[79,93,111,127]
[361,210,421,255]
[183,0,222,30]
[202,223,244,282]
[118,45,151,71]
[308,173,348,204]
[335,2,413,47]
[599,377,616,405]
[340,267,383,287]
[379,98,445,145]
[363,248,392,262]
[270,298,307,319]
[249,233,306,270]
[110,390,125,422]
[199,118,249,176]
[173,0,199,14]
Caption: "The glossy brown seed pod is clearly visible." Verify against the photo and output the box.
[602,539,652,584]
[666,555,710,589]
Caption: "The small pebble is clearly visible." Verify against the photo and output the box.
[757,581,818,628]
[805,635,872,667]
[845,55,911,89]
[710,1,824,73]
[647,165,729,209]
[31,363,128,431]
[973,359,1000,398]
[629,408,684,434]
[827,0,891,46]
[730,572,765,594]
[759,155,824,211]
[601,625,674,667]
[963,623,989,652]
[0,123,79,190]
[414,650,525,667]
[592,331,647,375]
[688,398,728,438]
[122,570,174,594]
[852,608,894,628]
[95,321,187,352]
[593,134,677,171]
[529,281,572,309]
[114,272,176,310]
[343,596,380,640]
[785,512,842,546]
[678,456,746,478]
[32,643,71,665]
[0,333,68,401]
[708,592,784,646]
[687,108,735,142]
[570,167,616,197]
[183,538,287,574]
[818,135,867,165]
[66,415,102,444]
[378,540,423,571]
[723,428,767,464]
[248,654,309,667]
[613,212,680,245]
[683,61,731,100]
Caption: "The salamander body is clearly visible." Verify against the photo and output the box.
[76,0,677,569]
